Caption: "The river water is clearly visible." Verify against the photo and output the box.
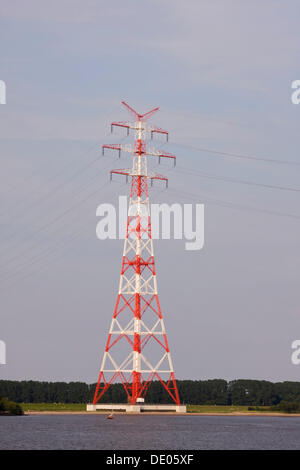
[0,414,300,450]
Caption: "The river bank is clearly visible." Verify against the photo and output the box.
[24,410,300,417]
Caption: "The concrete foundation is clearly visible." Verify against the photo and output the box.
[86,403,187,413]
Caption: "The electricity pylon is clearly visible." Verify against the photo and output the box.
[93,102,180,405]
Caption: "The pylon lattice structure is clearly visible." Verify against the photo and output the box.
[93,102,180,406]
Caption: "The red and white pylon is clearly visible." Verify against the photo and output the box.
[93,102,180,406]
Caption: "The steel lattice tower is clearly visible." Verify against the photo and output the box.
[93,102,180,406]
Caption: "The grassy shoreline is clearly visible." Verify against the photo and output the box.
[20,403,300,416]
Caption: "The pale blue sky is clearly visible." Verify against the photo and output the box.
[1,0,300,383]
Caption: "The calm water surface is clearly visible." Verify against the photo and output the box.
[1,414,300,450]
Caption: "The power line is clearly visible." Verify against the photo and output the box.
[0,155,113,251]
[0,179,112,269]
[2,152,101,228]
[172,141,300,166]
[0,142,100,219]
[1,164,106,251]
[0,114,130,220]
[0,182,165,291]
[168,187,300,221]
[175,165,300,194]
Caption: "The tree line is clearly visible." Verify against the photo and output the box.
[1,379,300,405]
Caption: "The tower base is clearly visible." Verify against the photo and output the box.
[86,403,187,413]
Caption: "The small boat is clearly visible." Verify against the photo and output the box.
[107,413,114,419]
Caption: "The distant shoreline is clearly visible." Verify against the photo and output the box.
[24,411,300,417]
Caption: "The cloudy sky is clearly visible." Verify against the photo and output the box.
[1,0,300,384]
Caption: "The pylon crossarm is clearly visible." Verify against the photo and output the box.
[148,172,168,188]
[102,144,122,158]
[102,144,136,156]
[110,168,130,182]
[104,143,175,166]
[111,121,132,135]
[110,168,130,175]
[147,148,176,166]
[150,127,169,141]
